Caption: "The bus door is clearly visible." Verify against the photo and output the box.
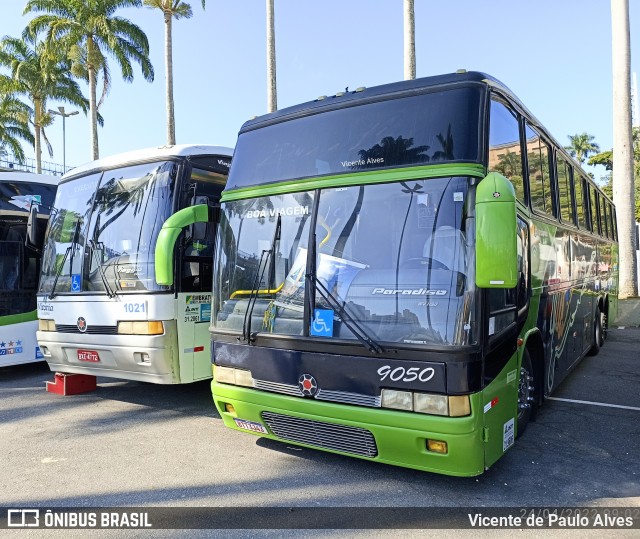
[177,195,216,381]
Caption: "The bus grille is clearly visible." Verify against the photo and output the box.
[261,412,378,458]
[55,324,118,335]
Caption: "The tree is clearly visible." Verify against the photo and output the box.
[403,0,415,80]
[565,132,600,164]
[25,0,154,160]
[611,0,637,297]
[144,0,204,145]
[0,35,88,173]
[589,126,640,221]
[0,89,34,163]
[266,0,277,113]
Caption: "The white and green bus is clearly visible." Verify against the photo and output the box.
[0,171,57,367]
[35,145,232,383]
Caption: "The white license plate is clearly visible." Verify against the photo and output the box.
[234,418,268,434]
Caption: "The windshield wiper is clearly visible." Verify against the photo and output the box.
[306,232,383,354]
[89,239,116,298]
[241,214,281,342]
[48,219,81,299]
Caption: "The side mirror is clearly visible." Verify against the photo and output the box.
[155,204,209,286]
[26,204,39,251]
[475,172,518,288]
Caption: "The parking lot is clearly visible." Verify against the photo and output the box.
[1,327,638,535]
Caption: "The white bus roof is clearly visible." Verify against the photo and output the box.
[63,144,234,180]
[0,171,60,186]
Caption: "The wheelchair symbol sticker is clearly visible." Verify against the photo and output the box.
[71,274,81,292]
[311,309,333,337]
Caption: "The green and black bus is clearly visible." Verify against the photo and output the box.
[209,71,618,476]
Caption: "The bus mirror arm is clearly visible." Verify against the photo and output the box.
[26,204,40,252]
[155,204,210,286]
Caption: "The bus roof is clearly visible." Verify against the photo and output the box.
[239,71,511,133]
[0,171,60,186]
[63,144,234,181]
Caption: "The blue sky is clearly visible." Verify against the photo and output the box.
[2,0,639,181]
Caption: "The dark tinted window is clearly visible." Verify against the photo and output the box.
[600,197,609,238]
[229,87,482,189]
[556,156,574,223]
[526,124,553,215]
[489,100,525,202]
[574,173,585,228]
[588,184,600,234]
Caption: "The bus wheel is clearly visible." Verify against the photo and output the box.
[588,307,602,356]
[517,349,535,437]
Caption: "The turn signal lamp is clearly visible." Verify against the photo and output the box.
[427,439,448,454]
[117,321,164,335]
[38,319,56,331]
[224,403,237,416]
[214,365,254,388]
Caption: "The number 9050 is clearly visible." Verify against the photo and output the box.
[377,365,435,383]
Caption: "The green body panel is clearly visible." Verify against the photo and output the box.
[212,380,486,476]
[222,163,485,202]
[155,204,209,286]
[475,172,518,288]
[0,309,37,326]
[481,350,519,466]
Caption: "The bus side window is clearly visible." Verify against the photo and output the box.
[488,99,526,203]
[573,171,585,228]
[556,156,574,224]
[525,124,553,216]
[588,183,600,235]
[600,196,609,238]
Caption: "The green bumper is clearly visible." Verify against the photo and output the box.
[212,381,486,477]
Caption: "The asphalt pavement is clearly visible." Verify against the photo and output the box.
[0,327,638,537]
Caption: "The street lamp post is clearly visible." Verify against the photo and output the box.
[49,106,79,173]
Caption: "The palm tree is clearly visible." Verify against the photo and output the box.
[0,90,34,163]
[611,0,637,297]
[403,0,416,80]
[24,0,154,160]
[266,0,277,113]
[565,132,600,164]
[144,0,205,145]
[0,35,88,173]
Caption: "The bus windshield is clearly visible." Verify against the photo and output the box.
[39,161,178,295]
[214,176,477,346]
[228,87,482,189]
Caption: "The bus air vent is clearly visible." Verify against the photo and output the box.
[55,324,118,335]
[261,412,378,458]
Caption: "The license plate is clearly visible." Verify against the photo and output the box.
[234,418,268,434]
[77,350,100,362]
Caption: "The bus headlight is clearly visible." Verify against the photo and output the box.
[117,321,164,335]
[381,389,471,417]
[214,365,254,388]
[414,393,449,416]
[381,389,413,411]
[38,319,56,331]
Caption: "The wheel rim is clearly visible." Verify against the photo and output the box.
[518,362,532,420]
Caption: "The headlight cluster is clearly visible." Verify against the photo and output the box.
[38,319,56,331]
[381,389,471,417]
[214,365,254,387]
[117,321,164,335]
